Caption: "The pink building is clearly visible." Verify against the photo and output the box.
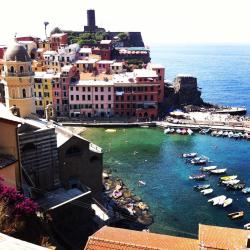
[96,60,114,74]
[69,80,114,118]
[49,33,68,51]
[53,65,79,116]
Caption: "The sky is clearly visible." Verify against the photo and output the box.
[1,0,250,45]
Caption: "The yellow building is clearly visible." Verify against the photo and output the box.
[0,104,22,190]
[34,71,53,116]
[1,40,35,117]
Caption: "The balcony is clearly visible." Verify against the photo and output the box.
[2,71,34,77]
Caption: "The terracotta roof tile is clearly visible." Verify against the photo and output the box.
[199,224,249,249]
[84,226,198,250]
[80,73,113,81]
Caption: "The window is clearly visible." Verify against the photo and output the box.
[88,95,91,100]
[82,95,85,100]
[44,85,48,89]
[70,86,73,91]
[10,66,14,73]
[108,95,111,101]
[127,104,130,108]
[20,66,24,73]
[127,95,130,101]
[82,87,85,91]
[151,86,154,91]
[76,87,79,91]
[133,95,136,101]
[95,95,98,101]
[22,89,26,98]
[151,95,154,101]
[115,104,118,108]
[38,85,41,89]
[63,86,66,90]
[100,87,104,92]
[88,87,91,92]
[101,104,104,109]
[57,99,60,104]
[71,95,74,101]
[95,104,98,108]
[35,101,37,105]
[139,95,142,101]
[145,95,147,101]
[95,87,98,92]
[108,87,111,92]
[101,95,104,101]
[121,104,124,108]
[108,104,111,108]
[39,101,42,105]
[76,95,79,100]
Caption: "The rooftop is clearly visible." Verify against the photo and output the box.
[76,59,98,64]
[36,187,91,211]
[84,226,198,250]
[80,72,113,81]
[76,80,114,87]
[199,224,249,249]
[0,232,49,250]
[100,40,112,45]
[50,33,67,38]
[96,60,115,64]
[0,103,23,124]
[134,69,158,78]
[148,63,164,69]
[80,48,92,54]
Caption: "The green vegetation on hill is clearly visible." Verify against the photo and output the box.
[67,32,107,46]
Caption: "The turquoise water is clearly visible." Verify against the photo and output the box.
[151,45,250,113]
[83,127,250,238]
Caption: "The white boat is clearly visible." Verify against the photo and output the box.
[210,168,227,174]
[223,198,233,207]
[138,180,146,186]
[217,130,223,136]
[222,179,240,185]
[187,128,193,135]
[201,166,217,172]
[208,195,227,206]
[242,188,250,194]
[170,128,175,133]
[211,131,218,136]
[200,188,213,195]
[247,197,250,202]
[244,223,250,230]
[164,128,171,134]
[182,152,197,158]
[176,129,181,134]
[223,131,229,137]
[217,196,227,206]
[228,131,234,138]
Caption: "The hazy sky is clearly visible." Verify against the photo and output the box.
[1,0,250,45]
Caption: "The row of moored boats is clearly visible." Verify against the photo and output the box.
[182,152,250,228]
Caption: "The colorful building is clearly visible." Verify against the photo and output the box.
[49,33,68,51]
[69,80,114,117]
[34,71,54,116]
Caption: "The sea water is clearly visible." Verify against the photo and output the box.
[151,44,250,113]
[83,127,250,238]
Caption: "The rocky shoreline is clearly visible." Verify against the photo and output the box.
[102,169,153,229]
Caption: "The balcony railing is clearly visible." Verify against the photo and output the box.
[2,71,34,77]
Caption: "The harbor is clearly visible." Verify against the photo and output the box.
[82,126,250,237]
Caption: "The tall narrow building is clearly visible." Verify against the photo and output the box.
[1,40,35,117]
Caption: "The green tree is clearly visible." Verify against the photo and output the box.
[117,32,128,40]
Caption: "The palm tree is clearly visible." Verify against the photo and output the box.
[44,21,49,39]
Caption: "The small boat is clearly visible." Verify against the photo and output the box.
[211,131,218,136]
[105,129,117,133]
[217,130,223,136]
[227,183,245,190]
[200,128,211,134]
[208,195,226,206]
[233,133,240,139]
[169,128,175,133]
[220,175,238,181]
[176,129,182,134]
[164,128,171,134]
[140,125,149,128]
[223,198,233,207]
[182,152,197,158]
[194,184,210,190]
[187,128,193,135]
[181,129,187,135]
[210,168,227,174]
[223,131,229,137]
[242,188,250,194]
[191,158,207,165]
[247,197,250,202]
[112,190,123,199]
[138,180,146,186]
[200,188,213,195]
[201,166,217,172]
[228,131,234,138]
[244,223,250,230]
[222,179,240,185]
[189,174,206,181]
[228,211,244,220]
